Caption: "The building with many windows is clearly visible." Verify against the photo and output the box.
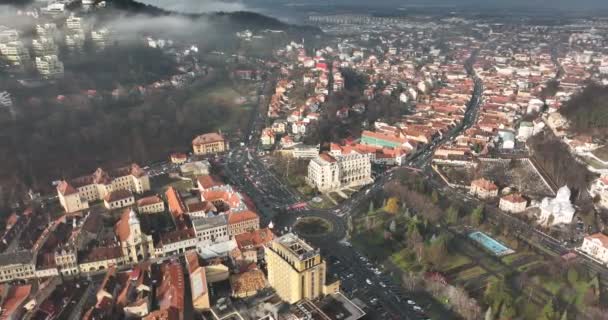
[266,233,337,304]
[306,151,372,192]
[192,132,228,156]
[580,233,608,264]
[57,164,150,213]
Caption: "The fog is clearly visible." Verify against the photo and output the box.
[136,0,251,14]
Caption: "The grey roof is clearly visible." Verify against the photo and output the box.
[192,214,227,232]
[0,250,34,266]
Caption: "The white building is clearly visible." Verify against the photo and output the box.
[0,91,12,108]
[306,151,372,192]
[35,55,64,78]
[0,41,30,69]
[193,215,229,247]
[32,37,58,56]
[517,121,534,141]
[91,28,110,49]
[589,176,608,209]
[499,193,527,213]
[580,233,608,265]
[538,186,576,226]
[66,15,83,32]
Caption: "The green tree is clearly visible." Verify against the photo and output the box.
[446,205,459,225]
[539,299,559,320]
[567,267,579,285]
[431,190,439,204]
[471,204,485,226]
[499,302,517,320]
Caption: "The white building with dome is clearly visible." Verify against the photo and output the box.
[538,186,576,226]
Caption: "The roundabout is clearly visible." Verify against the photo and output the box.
[293,216,333,237]
[272,209,347,242]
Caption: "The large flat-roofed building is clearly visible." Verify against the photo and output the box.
[306,151,372,193]
[192,132,228,156]
[265,233,330,304]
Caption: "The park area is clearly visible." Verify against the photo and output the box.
[349,169,602,319]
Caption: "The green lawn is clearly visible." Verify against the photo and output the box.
[440,254,471,271]
[453,266,486,282]
[309,195,336,209]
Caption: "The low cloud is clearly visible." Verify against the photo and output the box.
[136,0,250,14]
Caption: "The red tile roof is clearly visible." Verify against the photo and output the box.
[192,132,225,146]
[137,195,163,207]
[57,181,77,196]
[165,187,185,218]
[586,233,608,248]
[234,228,274,249]
[157,262,185,313]
[115,209,134,242]
[471,178,498,191]
[104,189,133,203]
[197,175,223,190]
[501,193,526,204]
[0,284,32,319]
[227,210,259,226]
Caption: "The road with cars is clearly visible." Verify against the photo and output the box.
[215,52,488,319]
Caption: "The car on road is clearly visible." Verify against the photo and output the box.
[365,279,373,285]
[379,282,386,288]
[407,300,416,305]
[413,306,423,312]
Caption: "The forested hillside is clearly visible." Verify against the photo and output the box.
[560,83,608,139]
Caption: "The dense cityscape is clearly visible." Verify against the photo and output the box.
[2,0,608,319]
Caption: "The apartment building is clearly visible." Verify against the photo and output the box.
[227,211,260,236]
[192,132,228,156]
[35,55,64,78]
[0,41,30,69]
[265,233,333,304]
[193,215,229,246]
[580,233,608,265]
[0,251,36,283]
[306,151,372,192]
[57,164,150,213]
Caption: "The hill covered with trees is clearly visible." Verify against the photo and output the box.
[560,83,608,139]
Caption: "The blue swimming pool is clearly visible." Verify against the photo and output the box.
[468,231,514,256]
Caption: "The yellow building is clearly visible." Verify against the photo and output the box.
[192,132,228,156]
[265,233,331,304]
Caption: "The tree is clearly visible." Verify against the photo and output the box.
[499,302,517,320]
[539,299,559,320]
[431,190,440,204]
[566,267,579,285]
[384,197,399,215]
[471,204,485,226]
[446,205,459,225]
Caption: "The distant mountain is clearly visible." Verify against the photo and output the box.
[105,0,322,34]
